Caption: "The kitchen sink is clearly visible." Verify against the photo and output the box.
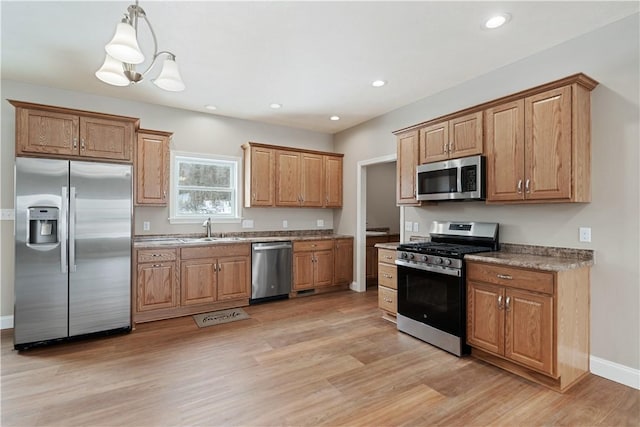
[179,237,244,243]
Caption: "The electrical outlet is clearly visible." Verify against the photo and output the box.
[282,220,288,228]
[143,221,150,231]
[317,219,324,227]
[242,219,254,228]
[0,209,15,220]
[405,221,413,232]
[579,227,591,242]
[413,222,419,232]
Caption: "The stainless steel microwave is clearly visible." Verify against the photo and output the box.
[416,155,486,201]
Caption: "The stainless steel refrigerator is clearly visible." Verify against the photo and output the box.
[14,157,132,350]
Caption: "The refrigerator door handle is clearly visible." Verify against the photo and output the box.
[60,187,68,273]
[69,186,76,273]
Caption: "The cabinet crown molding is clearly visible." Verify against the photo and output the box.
[392,73,598,135]
[9,99,140,127]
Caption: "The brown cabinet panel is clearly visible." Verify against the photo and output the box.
[293,251,314,290]
[276,150,302,206]
[525,86,572,200]
[378,286,397,315]
[136,130,171,205]
[505,289,554,375]
[137,262,177,312]
[249,146,275,206]
[378,264,396,289]
[449,111,483,158]
[396,130,420,206]
[486,100,525,201]
[293,240,333,252]
[80,116,133,161]
[217,257,250,301]
[301,152,324,207]
[181,259,217,306]
[419,122,448,163]
[19,109,79,156]
[314,250,334,287]
[324,155,343,207]
[333,238,353,285]
[467,281,504,355]
[467,262,554,295]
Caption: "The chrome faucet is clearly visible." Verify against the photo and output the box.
[202,217,212,238]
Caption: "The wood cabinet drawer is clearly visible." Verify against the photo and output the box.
[181,243,250,260]
[378,286,397,315]
[293,240,333,252]
[137,248,177,263]
[378,248,397,265]
[467,262,554,295]
[378,264,397,289]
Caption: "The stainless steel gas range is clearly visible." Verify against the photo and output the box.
[395,221,499,356]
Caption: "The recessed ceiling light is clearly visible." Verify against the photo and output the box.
[484,13,511,29]
[269,103,282,109]
[371,80,386,87]
[205,105,217,111]
[330,115,340,121]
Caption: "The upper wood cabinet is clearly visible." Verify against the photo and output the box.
[396,130,421,206]
[10,100,138,162]
[135,129,172,206]
[419,111,483,163]
[242,142,343,208]
[486,78,596,203]
[324,155,343,208]
[243,144,275,207]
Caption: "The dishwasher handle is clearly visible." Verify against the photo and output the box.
[252,243,292,251]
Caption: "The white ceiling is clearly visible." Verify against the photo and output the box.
[2,1,638,134]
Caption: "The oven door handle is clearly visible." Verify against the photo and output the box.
[395,259,461,277]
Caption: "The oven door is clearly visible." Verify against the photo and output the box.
[396,262,464,338]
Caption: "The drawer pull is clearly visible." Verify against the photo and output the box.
[383,298,393,303]
[497,274,513,280]
[383,274,393,279]
[152,264,162,267]
[384,255,393,260]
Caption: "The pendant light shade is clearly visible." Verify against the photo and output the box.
[97,2,184,91]
[105,21,145,64]
[95,54,130,86]
[153,57,185,92]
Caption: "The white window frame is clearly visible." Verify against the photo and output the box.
[169,150,242,224]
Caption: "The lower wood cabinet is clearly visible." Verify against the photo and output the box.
[466,261,590,392]
[376,247,397,318]
[136,248,178,312]
[293,240,334,291]
[333,238,354,285]
[134,244,251,323]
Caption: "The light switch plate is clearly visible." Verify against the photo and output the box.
[143,221,150,231]
[413,222,419,232]
[317,219,324,227]
[405,221,413,232]
[242,219,254,228]
[0,209,15,220]
[282,220,288,228]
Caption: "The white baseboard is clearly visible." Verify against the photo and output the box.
[591,355,640,390]
[1,315,14,330]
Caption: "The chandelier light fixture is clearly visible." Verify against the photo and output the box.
[96,1,185,91]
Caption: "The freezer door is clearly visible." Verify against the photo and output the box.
[14,158,69,345]
[69,161,132,336]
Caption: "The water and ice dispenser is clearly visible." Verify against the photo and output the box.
[27,207,59,245]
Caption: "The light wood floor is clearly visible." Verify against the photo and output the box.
[2,290,638,426]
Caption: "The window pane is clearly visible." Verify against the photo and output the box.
[179,162,231,188]
[177,190,233,215]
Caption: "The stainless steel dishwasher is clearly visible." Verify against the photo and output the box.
[250,241,292,303]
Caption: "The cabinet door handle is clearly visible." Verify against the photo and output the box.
[73,137,78,149]
[443,141,448,153]
[505,296,511,311]
[252,193,256,201]
[525,179,531,193]
[517,179,523,194]
[449,141,453,153]
[497,295,504,310]
[497,274,512,280]
[163,191,167,200]
[80,138,86,150]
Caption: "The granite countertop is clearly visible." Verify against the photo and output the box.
[465,243,594,272]
[134,232,353,249]
[375,242,400,250]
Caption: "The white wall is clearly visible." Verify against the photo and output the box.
[366,162,400,233]
[0,81,334,318]
[334,14,640,372]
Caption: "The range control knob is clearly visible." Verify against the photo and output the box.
[408,253,415,260]
[434,257,443,265]
[444,258,452,266]
[401,252,408,259]
[421,255,428,262]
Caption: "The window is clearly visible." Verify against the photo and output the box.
[170,151,240,223]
